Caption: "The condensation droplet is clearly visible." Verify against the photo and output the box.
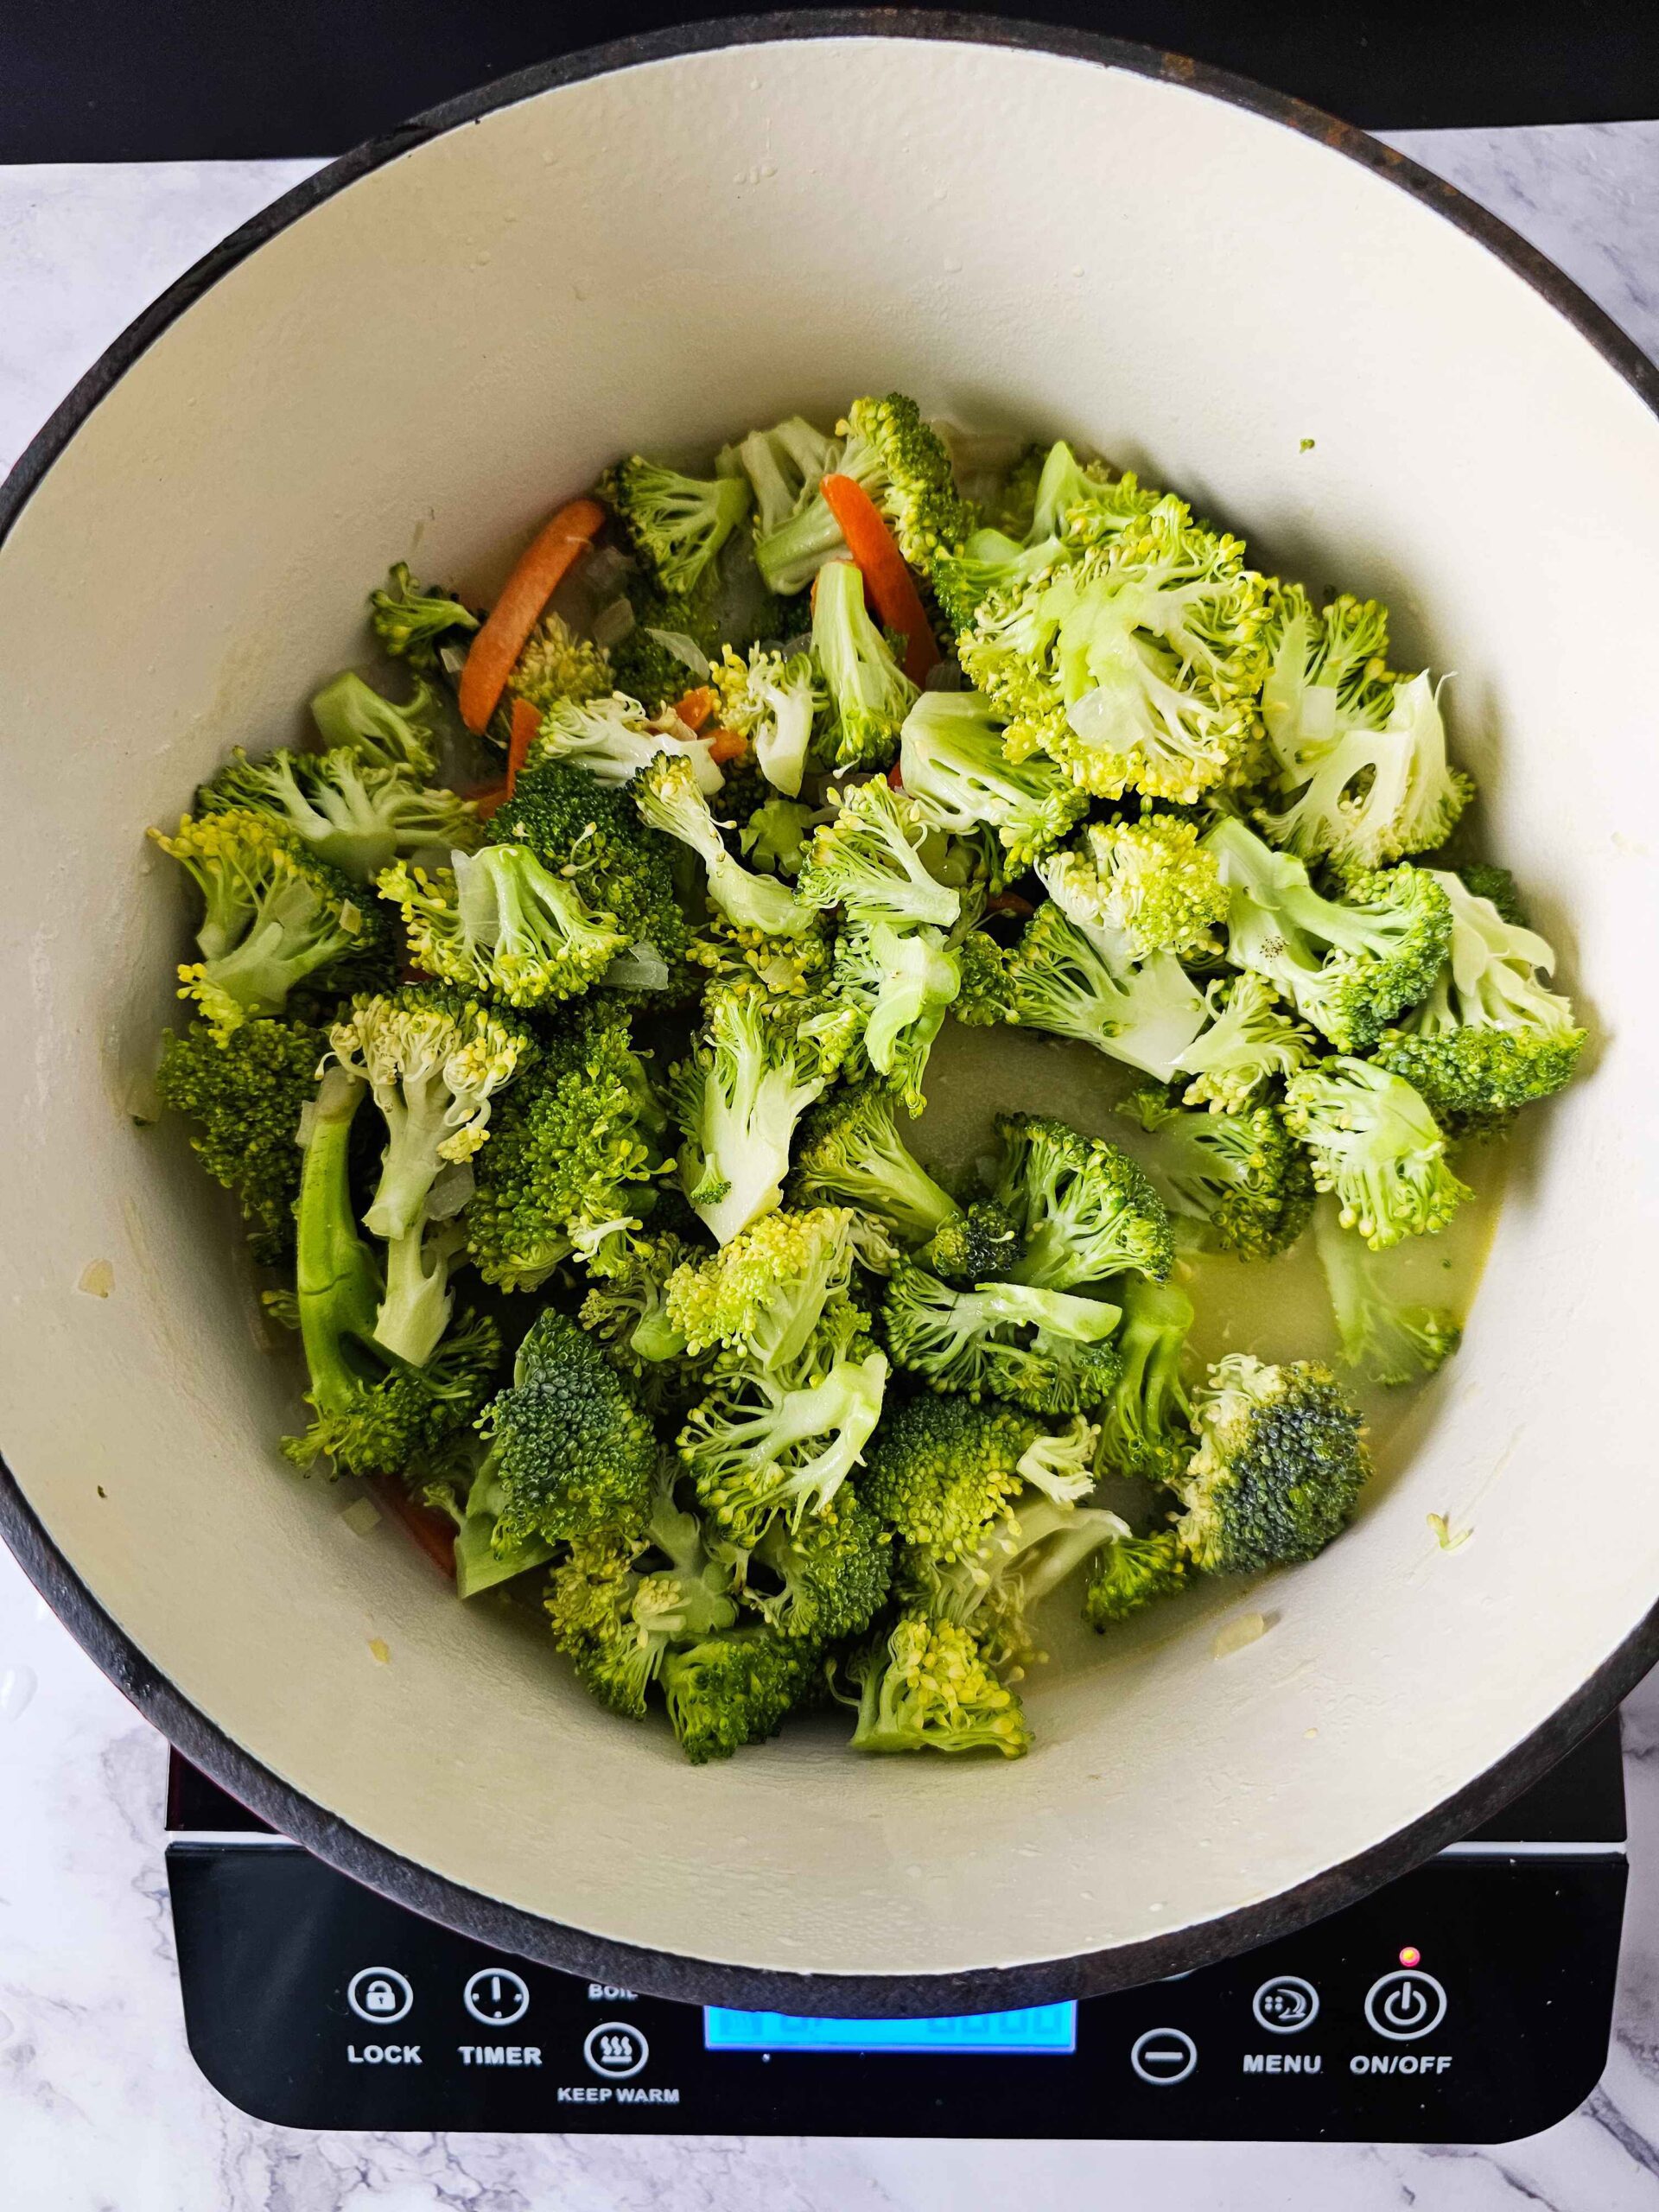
[76,1259,114,1299]
[1,1666,38,1720]
[1213,1611,1268,1659]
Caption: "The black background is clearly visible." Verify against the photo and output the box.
[8,1,1659,160]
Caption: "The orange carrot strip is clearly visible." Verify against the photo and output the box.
[817,473,938,685]
[707,728,748,765]
[467,780,508,822]
[505,697,542,797]
[672,686,716,732]
[458,495,606,734]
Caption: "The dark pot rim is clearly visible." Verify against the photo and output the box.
[3,10,1654,2017]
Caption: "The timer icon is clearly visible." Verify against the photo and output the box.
[463,1968,530,2027]
[1252,1975,1319,2033]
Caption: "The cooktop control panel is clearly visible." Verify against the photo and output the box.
[166,1720,1625,2142]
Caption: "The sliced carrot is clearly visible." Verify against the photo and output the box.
[505,696,542,797]
[671,686,716,732]
[467,780,508,822]
[707,728,748,765]
[817,473,938,685]
[458,495,606,734]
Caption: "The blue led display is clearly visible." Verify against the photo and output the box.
[703,2002,1077,2056]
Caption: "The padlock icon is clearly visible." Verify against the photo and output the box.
[364,1979,399,2014]
[347,1967,412,2024]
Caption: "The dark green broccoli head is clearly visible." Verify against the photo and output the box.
[744,1488,892,1643]
[918,1199,1024,1285]
[1174,1354,1370,1574]
[660,1624,821,1763]
[477,1310,657,1554]
[600,455,752,597]
[861,1391,1086,1563]
[156,1015,324,1263]
[882,1261,1121,1415]
[995,1111,1173,1289]
[1082,1529,1187,1627]
[1117,1087,1313,1262]
[848,1614,1031,1758]
[608,570,728,714]
[367,562,479,671]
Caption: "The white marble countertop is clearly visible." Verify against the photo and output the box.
[3,116,1659,2212]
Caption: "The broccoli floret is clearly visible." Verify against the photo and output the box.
[861,1392,1096,1561]
[742,1489,892,1643]
[467,998,667,1289]
[578,1230,710,1415]
[607,566,736,715]
[600,455,751,596]
[474,1309,656,1554]
[1035,814,1228,967]
[1027,443,1162,547]
[789,1084,962,1241]
[661,1624,821,1763]
[155,1015,324,1263]
[830,920,961,1116]
[709,644,828,799]
[664,1205,894,1382]
[378,843,626,1009]
[734,413,841,542]
[740,794,817,876]
[796,777,960,929]
[544,1463,740,1715]
[505,611,613,716]
[882,1260,1121,1414]
[1284,1056,1472,1249]
[754,392,973,595]
[150,808,392,1036]
[685,914,833,1002]
[1458,862,1529,928]
[1082,1529,1188,1627]
[310,668,445,779]
[952,925,1018,1027]
[1257,587,1471,869]
[1093,1275,1195,1482]
[1372,868,1585,1123]
[200,744,480,885]
[667,983,840,1244]
[1117,1087,1313,1262]
[918,1201,1024,1285]
[448,1451,557,1599]
[635,751,817,947]
[899,1485,1128,1676]
[931,528,1065,641]
[1207,816,1452,1052]
[810,559,920,771]
[960,495,1268,800]
[1174,1352,1370,1573]
[1313,1197,1462,1387]
[1171,970,1316,1113]
[677,1341,890,1541]
[1001,902,1210,1082]
[897,690,1087,870]
[282,1066,500,1481]
[533,690,725,793]
[488,753,693,992]
[367,562,479,671]
[847,1615,1031,1758]
[993,1110,1173,1289]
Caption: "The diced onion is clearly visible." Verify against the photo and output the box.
[591,595,636,650]
[645,628,711,681]
[603,941,671,991]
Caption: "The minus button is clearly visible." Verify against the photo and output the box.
[1130,2027,1198,2085]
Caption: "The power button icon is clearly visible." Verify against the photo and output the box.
[1364,1969,1446,2041]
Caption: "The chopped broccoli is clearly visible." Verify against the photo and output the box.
[310,668,445,779]
[796,776,960,930]
[953,925,1018,1027]
[367,562,479,671]
[474,1309,657,1554]
[661,1624,821,1763]
[897,690,1087,868]
[1001,902,1211,1081]
[960,495,1268,800]
[931,527,1065,641]
[1284,1056,1472,1249]
[1035,813,1227,968]
[533,690,725,793]
[200,744,480,884]
[848,1615,1031,1757]
[448,1451,557,1599]
[709,644,828,798]
[861,1392,1097,1561]
[678,1340,890,1541]
[740,794,817,876]
[1259,584,1389,782]
[505,611,613,716]
[664,1205,894,1382]
[754,392,973,595]
[734,413,840,542]
[1372,868,1585,1123]
[667,983,841,1244]
[993,1110,1173,1288]
[1117,1086,1313,1261]
[155,1015,324,1263]
[1207,816,1452,1052]
[600,454,752,596]
[900,1484,1127,1676]
[810,558,920,771]
[1082,1529,1188,1626]
[1313,1197,1462,1386]
[467,998,667,1289]
[635,751,817,943]
[1174,1352,1370,1573]
[150,808,392,1035]
[282,1066,500,1481]
[1026,443,1161,546]
[1171,969,1315,1113]
[742,1489,892,1643]
[1093,1275,1195,1481]
[378,843,626,1010]
[789,1082,971,1246]
[1458,861,1529,928]
[578,1230,710,1415]
[830,920,961,1116]
[918,1201,1024,1285]
[881,1259,1121,1414]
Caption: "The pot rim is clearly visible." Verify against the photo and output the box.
[3,10,1655,2016]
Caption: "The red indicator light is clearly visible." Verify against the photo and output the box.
[1398,1945,1421,1967]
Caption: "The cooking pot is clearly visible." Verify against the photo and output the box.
[3,15,1657,2014]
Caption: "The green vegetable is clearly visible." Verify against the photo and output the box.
[311,668,446,779]
[678,1337,890,1542]
[367,563,479,671]
[1117,1086,1313,1262]
[155,1015,324,1263]
[797,776,961,930]
[1284,1056,1471,1249]
[474,1309,657,1553]
[993,1111,1173,1288]
[753,391,972,595]
[1082,1529,1188,1627]
[377,843,626,1010]
[1313,1198,1462,1386]
[829,920,961,1116]
[1001,901,1210,1081]
[899,1484,1127,1675]
[897,690,1086,869]
[847,1615,1031,1758]
[881,1259,1121,1414]
[601,455,752,596]
[1093,1275,1195,1482]
[1173,1352,1370,1573]
[664,1205,893,1382]
[200,744,480,884]
[810,556,919,771]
